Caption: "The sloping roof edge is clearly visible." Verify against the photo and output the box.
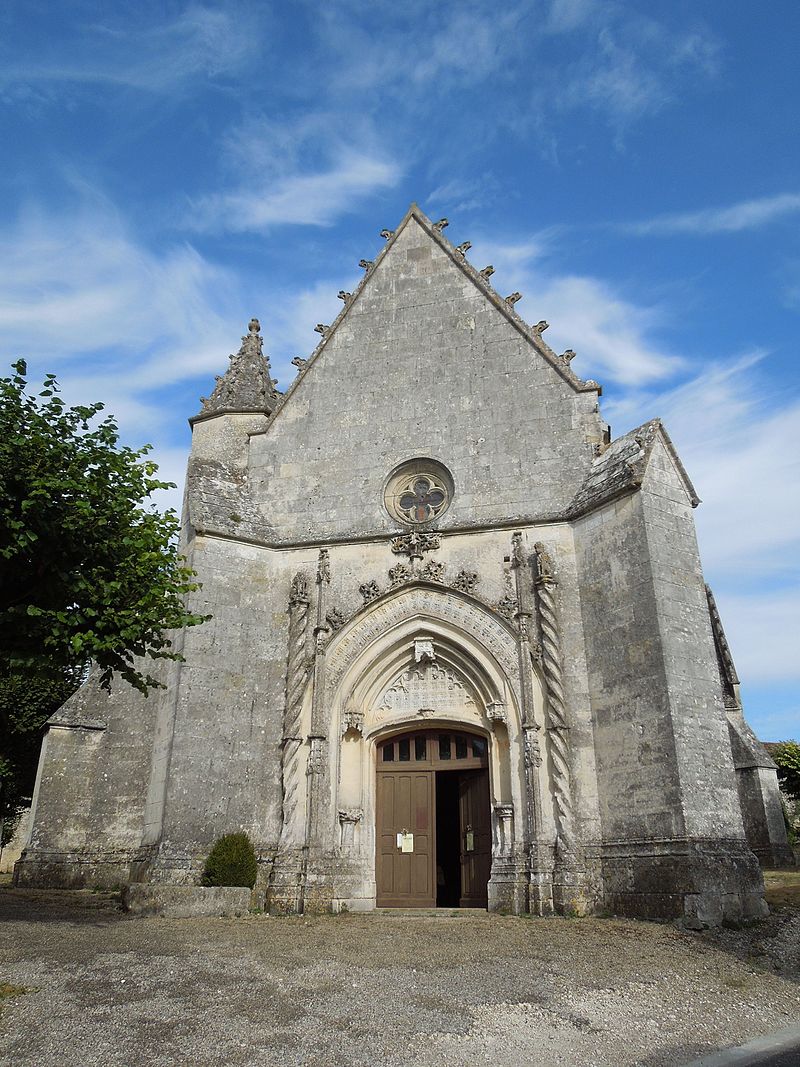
[566,418,701,518]
[251,203,601,440]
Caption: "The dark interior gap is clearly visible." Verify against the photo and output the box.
[435,770,461,907]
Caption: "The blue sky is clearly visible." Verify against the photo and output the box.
[1,1,798,739]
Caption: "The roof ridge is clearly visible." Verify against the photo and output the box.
[256,203,602,437]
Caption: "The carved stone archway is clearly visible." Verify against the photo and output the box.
[317,582,554,913]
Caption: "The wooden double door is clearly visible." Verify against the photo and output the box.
[376,729,492,908]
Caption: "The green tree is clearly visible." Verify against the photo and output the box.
[772,740,800,801]
[0,360,206,693]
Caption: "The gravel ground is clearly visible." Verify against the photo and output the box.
[0,887,798,1067]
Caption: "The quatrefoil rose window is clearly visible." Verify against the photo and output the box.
[385,460,453,526]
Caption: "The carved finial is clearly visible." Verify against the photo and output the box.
[433,218,449,231]
[534,541,556,583]
[337,291,351,302]
[505,292,522,306]
[358,259,373,270]
[196,316,277,419]
[534,320,549,333]
[380,229,394,240]
[289,572,310,607]
[480,265,495,278]
[291,357,307,369]
[510,531,525,569]
[561,349,576,363]
[455,241,471,256]
[317,548,331,585]
[314,324,329,336]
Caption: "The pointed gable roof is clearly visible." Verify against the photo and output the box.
[191,318,280,425]
[266,203,601,427]
[567,418,700,517]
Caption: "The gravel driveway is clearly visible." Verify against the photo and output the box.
[0,887,798,1067]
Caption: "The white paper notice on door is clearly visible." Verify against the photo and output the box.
[400,832,414,853]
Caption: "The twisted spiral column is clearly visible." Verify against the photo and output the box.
[534,543,576,857]
[280,573,310,844]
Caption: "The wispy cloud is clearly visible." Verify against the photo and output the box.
[188,148,400,233]
[603,348,800,694]
[465,236,681,385]
[625,192,800,236]
[0,5,258,98]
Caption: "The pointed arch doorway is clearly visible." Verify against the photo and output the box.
[375,728,491,908]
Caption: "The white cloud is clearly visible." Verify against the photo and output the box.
[188,149,400,233]
[626,193,800,236]
[0,5,258,96]
[716,589,800,685]
[468,236,682,385]
[604,352,800,693]
[615,354,800,580]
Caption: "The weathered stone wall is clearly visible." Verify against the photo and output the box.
[14,672,160,888]
[246,216,604,545]
[574,491,685,847]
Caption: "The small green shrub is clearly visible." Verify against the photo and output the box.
[201,832,258,888]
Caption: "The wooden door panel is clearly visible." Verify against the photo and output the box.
[459,769,491,907]
[376,770,435,907]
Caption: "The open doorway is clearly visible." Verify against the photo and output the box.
[375,730,491,908]
[436,772,461,906]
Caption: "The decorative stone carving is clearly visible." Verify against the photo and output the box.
[560,349,576,363]
[338,808,363,850]
[523,724,543,768]
[505,292,522,306]
[390,531,441,560]
[358,259,373,270]
[337,291,351,302]
[455,241,471,255]
[197,318,278,417]
[290,356,307,370]
[341,708,364,735]
[377,663,477,720]
[486,701,507,727]
[307,736,326,775]
[419,559,445,583]
[326,607,345,632]
[533,541,576,856]
[388,562,412,588]
[359,580,381,604]
[494,804,514,856]
[497,570,518,621]
[534,541,555,583]
[433,217,449,231]
[326,587,523,710]
[534,320,549,333]
[314,323,329,336]
[379,229,394,239]
[451,570,479,594]
[289,572,310,608]
[414,636,436,664]
[480,265,494,278]
[279,571,311,846]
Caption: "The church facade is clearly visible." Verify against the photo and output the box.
[16,205,790,924]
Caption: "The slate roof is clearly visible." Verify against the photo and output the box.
[566,418,700,518]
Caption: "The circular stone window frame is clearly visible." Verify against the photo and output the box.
[383,458,455,528]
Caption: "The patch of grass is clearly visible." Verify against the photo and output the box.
[763,868,800,910]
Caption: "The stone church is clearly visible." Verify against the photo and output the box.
[16,205,790,924]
